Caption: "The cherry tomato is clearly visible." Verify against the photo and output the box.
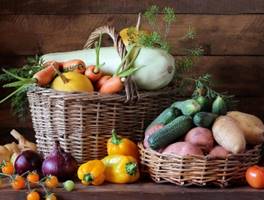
[1,161,14,175]
[46,193,57,200]
[63,180,75,191]
[11,175,25,190]
[27,172,40,184]
[27,191,40,200]
[45,176,59,188]
[246,165,264,189]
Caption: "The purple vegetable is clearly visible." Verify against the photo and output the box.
[14,150,43,175]
[42,141,78,181]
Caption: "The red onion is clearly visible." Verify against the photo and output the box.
[14,150,43,175]
[42,141,78,181]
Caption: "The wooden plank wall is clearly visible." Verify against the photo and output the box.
[0,0,263,142]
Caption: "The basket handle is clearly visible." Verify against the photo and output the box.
[83,26,139,103]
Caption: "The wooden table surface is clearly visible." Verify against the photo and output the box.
[0,181,263,200]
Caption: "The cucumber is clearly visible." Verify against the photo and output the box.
[146,107,181,130]
[171,99,201,116]
[193,112,218,128]
[148,116,193,150]
[195,96,210,111]
[212,96,227,115]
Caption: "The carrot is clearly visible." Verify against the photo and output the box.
[99,76,124,94]
[85,65,103,82]
[33,62,60,86]
[62,59,86,74]
[85,34,104,82]
[96,75,111,91]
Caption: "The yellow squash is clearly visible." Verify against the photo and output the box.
[119,27,149,46]
[102,155,140,184]
[107,129,139,160]
[77,160,105,186]
[51,71,94,93]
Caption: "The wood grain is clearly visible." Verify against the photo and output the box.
[1,56,263,97]
[1,0,264,14]
[0,15,264,56]
[0,182,263,200]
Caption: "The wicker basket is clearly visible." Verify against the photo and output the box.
[27,26,177,163]
[138,143,263,187]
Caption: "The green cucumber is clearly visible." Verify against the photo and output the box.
[195,96,211,111]
[193,112,218,128]
[146,107,181,130]
[171,99,201,116]
[212,96,227,115]
[148,115,193,150]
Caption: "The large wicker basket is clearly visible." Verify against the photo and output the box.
[138,143,263,187]
[27,26,177,163]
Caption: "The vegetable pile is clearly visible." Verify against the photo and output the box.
[0,139,77,200]
[144,76,264,158]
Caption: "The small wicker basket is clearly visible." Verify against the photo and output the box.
[138,143,263,187]
[27,26,177,163]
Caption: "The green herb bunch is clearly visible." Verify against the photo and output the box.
[0,55,44,120]
[138,5,176,51]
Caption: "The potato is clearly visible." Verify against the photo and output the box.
[162,142,203,156]
[184,127,214,153]
[212,116,246,154]
[208,146,230,159]
[227,111,264,145]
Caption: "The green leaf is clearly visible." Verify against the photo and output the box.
[163,7,176,24]
[118,66,142,78]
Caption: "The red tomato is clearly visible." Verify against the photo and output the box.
[246,165,264,189]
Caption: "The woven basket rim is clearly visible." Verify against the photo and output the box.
[27,85,178,101]
[138,142,263,161]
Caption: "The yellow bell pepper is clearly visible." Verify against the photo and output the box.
[77,160,105,186]
[102,155,140,184]
[107,129,139,160]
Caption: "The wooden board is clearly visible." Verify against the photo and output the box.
[1,56,263,97]
[0,182,262,200]
[1,15,264,56]
[1,0,264,14]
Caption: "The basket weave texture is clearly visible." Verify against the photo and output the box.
[27,87,177,163]
[138,143,263,187]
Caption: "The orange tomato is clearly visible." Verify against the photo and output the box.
[27,191,40,200]
[11,175,25,190]
[45,176,59,188]
[246,165,264,189]
[27,172,40,184]
[1,161,14,175]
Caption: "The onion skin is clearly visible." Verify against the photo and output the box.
[14,150,43,175]
[42,141,78,181]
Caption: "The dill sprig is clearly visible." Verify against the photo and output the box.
[0,55,44,121]
[139,5,176,52]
